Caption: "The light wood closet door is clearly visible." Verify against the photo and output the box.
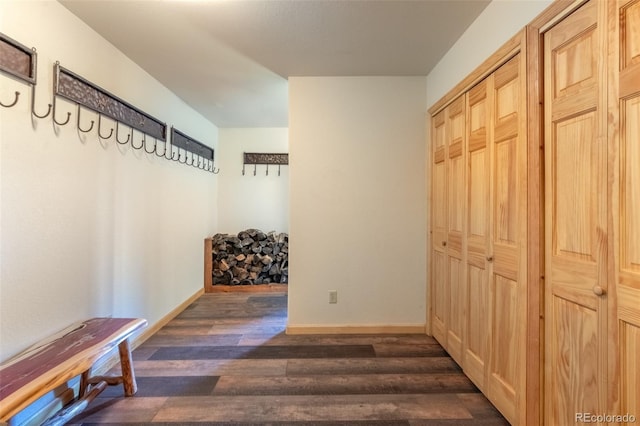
[614,0,640,416]
[431,110,448,346]
[446,96,466,365]
[431,97,466,361]
[544,1,609,423]
[464,79,490,389]
[462,54,525,424]
[486,54,525,425]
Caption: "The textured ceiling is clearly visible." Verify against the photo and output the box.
[60,0,490,128]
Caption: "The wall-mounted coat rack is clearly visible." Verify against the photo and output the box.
[171,127,219,173]
[0,32,43,114]
[52,63,218,173]
[242,152,288,176]
[53,62,167,141]
[1,32,218,174]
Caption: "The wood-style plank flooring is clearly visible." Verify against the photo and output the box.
[69,292,507,425]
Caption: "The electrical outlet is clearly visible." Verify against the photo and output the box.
[329,290,338,304]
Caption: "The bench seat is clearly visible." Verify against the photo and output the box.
[0,317,147,423]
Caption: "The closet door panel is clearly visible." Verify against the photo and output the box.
[447,257,464,363]
[619,302,640,419]
[494,137,518,246]
[621,97,640,275]
[447,97,466,364]
[620,0,640,99]
[430,35,528,424]
[487,55,522,423]
[544,1,609,423]
[617,0,640,415]
[432,249,447,343]
[552,296,601,406]
[465,80,490,387]
[466,264,488,384]
[431,111,448,345]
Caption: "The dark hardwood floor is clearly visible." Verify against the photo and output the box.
[69,292,507,425]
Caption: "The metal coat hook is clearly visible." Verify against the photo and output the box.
[155,140,167,157]
[97,115,114,139]
[169,147,179,161]
[164,139,179,160]
[143,135,157,154]
[194,156,204,169]
[115,122,131,145]
[242,164,246,175]
[178,150,187,164]
[0,91,20,108]
[30,86,52,119]
[253,164,257,176]
[131,131,144,150]
[212,164,220,174]
[52,96,71,126]
[278,164,281,176]
[266,164,269,176]
[76,105,94,133]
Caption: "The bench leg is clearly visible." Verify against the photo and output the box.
[118,339,137,396]
[79,370,90,398]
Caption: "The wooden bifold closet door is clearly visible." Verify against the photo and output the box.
[542,0,640,422]
[431,0,640,423]
[543,0,609,423]
[430,48,527,425]
[430,95,466,366]
[613,0,640,418]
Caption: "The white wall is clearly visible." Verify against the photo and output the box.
[217,128,289,234]
[426,0,553,108]
[288,77,427,328]
[0,0,218,361]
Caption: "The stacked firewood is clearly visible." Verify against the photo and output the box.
[210,229,288,285]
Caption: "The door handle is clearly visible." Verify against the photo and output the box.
[442,241,447,247]
[592,285,606,296]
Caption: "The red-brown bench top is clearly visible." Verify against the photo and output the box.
[0,317,147,421]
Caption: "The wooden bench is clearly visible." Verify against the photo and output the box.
[0,317,147,425]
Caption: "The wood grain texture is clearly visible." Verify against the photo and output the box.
[465,75,490,392]
[429,31,528,425]
[67,293,506,425]
[0,318,147,421]
[543,1,610,424]
[614,0,640,418]
[203,238,214,292]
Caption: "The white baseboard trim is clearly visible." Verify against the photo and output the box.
[94,287,204,375]
[286,324,427,335]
